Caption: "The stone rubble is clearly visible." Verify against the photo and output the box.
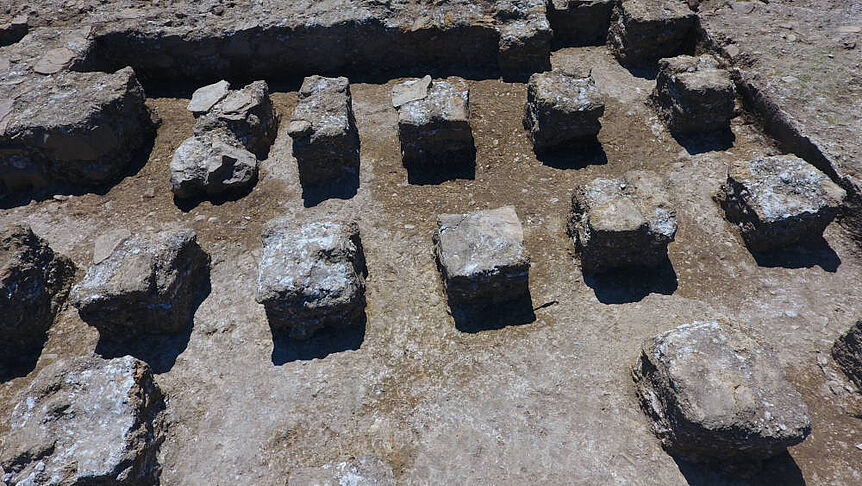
[288,76,361,188]
[256,219,368,340]
[716,155,846,252]
[523,67,605,152]
[654,54,736,135]
[608,0,697,66]
[832,320,862,389]
[568,170,677,274]
[433,206,530,306]
[193,80,279,159]
[633,321,812,470]
[0,355,165,486]
[170,132,258,200]
[70,229,210,341]
[0,225,75,361]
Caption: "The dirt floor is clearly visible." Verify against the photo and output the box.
[2,45,861,485]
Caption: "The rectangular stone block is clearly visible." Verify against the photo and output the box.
[568,170,677,274]
[608,0,697,66]
[547,0,616,46]
[716,155,846,252]
[433,206,530,306]
[256,219,367,340]
[287,76,360,187]
[393,77,474,174]
[654,55,736,134]
[523,68,605,152]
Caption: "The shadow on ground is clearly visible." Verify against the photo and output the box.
[751,238,841,273]
[583,259,678,304]
[449,292,537,333]
[173,174,260,212]
[674,452,805,486]
[0,338,47,383]
[673,129,735,155]
[536,140,608,170]
[301,172,360,207]
[270,315,367,365]
[95,264,211,374]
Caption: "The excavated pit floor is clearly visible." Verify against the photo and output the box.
[2,46,861,485]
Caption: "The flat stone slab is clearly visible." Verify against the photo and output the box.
[569,170,677,274]
[608,0,697,66]
[0,355,164,485]
[187,80,231,114]
[393,77,474,171]
[716,154,846,252]
[833,320,862,389]
[523,68,605,152]
[70,228,210,341]
[548,0,616,46]
[194,80,279,159]
[654,54,736,134]
[287,76,360,187]
[170,133,258,199]
[256,219,367,340]
[0,225,74,358]
[433,205,530,306]
[633,321,811,469]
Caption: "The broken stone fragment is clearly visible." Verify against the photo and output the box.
[391,75,432,108]
[433,206,530,306]
[547,0,616,46]
[256,219,367,340]
[0,355,164,485]
[608,0,697,66]
[569,170,677,274]
[194,80,279,158]
[288,455,395,486]
[833,320,862,389]
[288,75,360,187]
[187,79,231,115]
[170,132,258,199]
[523,68,605,152]
[633,321,811,470]
[393,77,474,173]
[0,225,75,361]
[654,54,736,135]
[716,155,846,252]
[70,229,210,341]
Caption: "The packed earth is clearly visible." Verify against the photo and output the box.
[1,0,861,485]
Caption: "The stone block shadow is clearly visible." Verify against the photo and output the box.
[449,291,537,333]
[673,129,735,155]
[405,145,477,185]
[535,139,608,170]
[674,452,805,486]
[0,337,47,383]
[583,259,678,305]
[301,171,360,208]
[94,264,210,374]
[270,314,366,365]
[750,238,841,273]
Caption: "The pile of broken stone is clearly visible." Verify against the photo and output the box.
[1,0,859,484]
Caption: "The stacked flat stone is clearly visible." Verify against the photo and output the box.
[392,76,474,175]
[70,228,210,341]
[654,54,736,134]
[0,28,156,194]
[633,321,811,470]
[0,355,165,485]
[523,68,605,152]
[716,155,846,252]
[547,0,616,46]
[433,206,530,307]
[0,225,74,360]
[256,219,367,340]
[287,76,360,188]
[833,320,862,389]
[568,170,677,274]
[496,0,552,80]
[170,80,279,199]
[608,0,697,66]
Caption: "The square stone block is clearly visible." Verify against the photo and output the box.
[716,155,846,252]
[654,55,736,134]
[523,68,605,152]
[569,170,677,274]
[548,0,616,46]
[256,219,367,340]
[608,0,697,66]
[633,321,811,470]
[433,206,530,305]
[287,76,360,187]
[392,76,474,173]
[496,1,552,80]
